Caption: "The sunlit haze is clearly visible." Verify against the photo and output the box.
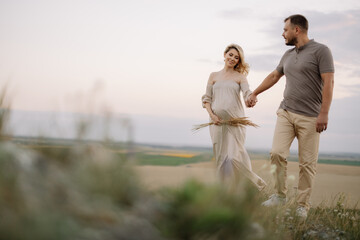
[1,0,359,153]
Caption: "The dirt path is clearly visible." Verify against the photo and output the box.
[136,160,360,208]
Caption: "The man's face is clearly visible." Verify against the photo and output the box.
[282,20,297,46]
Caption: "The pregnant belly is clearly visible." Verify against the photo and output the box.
[212,105,240,120]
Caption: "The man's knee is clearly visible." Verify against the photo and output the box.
[299,162,317,175]
[270,149,287,164]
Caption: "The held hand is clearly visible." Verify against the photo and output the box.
[316,112,328,133]
[210,113,222,125]
[246,93,258,108]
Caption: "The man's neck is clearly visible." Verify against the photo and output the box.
[295,36,310,49]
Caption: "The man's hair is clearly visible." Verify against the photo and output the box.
[284,14,308,32]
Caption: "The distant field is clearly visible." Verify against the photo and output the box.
[249,152,360,166]
[131,152,212,166]
[131,152,360,167]
[8,136,360,166]
[288,156,360,166]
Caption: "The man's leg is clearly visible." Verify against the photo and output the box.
[293,113,320,210]
[270,109,296,198]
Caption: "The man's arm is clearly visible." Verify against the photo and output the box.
[316,72,334,133]
[247,70,283,107]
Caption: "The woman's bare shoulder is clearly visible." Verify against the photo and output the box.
[208,71,221,84]
[235,72,248,83]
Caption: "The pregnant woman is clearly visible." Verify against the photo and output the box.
[202,43,266,191]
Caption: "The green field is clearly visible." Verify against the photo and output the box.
[7,136,360,167]
[132,152,212,166]
[288,156,360,166]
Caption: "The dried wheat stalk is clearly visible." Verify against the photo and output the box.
[192,117,259,132]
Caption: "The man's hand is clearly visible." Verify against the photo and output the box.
[316,112,328,133]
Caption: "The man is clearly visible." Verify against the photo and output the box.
[247,14,334,218]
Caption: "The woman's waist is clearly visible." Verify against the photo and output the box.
[212,108,243,119]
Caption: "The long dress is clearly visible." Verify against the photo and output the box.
[202,79,267,190]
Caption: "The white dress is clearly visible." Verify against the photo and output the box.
[202,79,266,190]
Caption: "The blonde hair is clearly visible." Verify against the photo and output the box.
[224,44,250,75]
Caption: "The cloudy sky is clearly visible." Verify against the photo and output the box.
[1,0,359,153]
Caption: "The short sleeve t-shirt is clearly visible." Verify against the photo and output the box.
[276,40,334,117]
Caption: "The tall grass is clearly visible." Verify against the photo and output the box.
[0,86,11,137]
[0,88,359,239]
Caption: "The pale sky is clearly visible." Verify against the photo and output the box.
[1,0,360,153]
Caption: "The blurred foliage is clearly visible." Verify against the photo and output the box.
[157,180,259,240]
[0,142,152,240]
[0,140,359,239]
[0,87,11,136]
[0,87,359,239]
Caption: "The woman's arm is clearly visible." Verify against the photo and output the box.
[204,102,221,124]
[202,72,221,124]
[238,74,253,107]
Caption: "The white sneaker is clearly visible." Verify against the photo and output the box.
[261,194,286,207]
[295,206,308,219]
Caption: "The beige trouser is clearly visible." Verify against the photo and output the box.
[271,109,320,210]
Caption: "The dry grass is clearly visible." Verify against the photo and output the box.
[192,117,259,132]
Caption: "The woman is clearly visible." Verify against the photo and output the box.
[202,44,266,191]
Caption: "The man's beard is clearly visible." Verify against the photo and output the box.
[286,36,298,46]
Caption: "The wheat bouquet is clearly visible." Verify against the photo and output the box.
[192,117,259,132]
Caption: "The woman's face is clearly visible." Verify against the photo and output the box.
[224,48,240,68]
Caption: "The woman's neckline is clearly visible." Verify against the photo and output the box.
[213,79,240,85]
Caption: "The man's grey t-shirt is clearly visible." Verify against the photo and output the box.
[276,40,334,117]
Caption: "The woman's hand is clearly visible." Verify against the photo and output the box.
[210,113,222,125]
[246,93,258,107]
[204,102,221,125]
